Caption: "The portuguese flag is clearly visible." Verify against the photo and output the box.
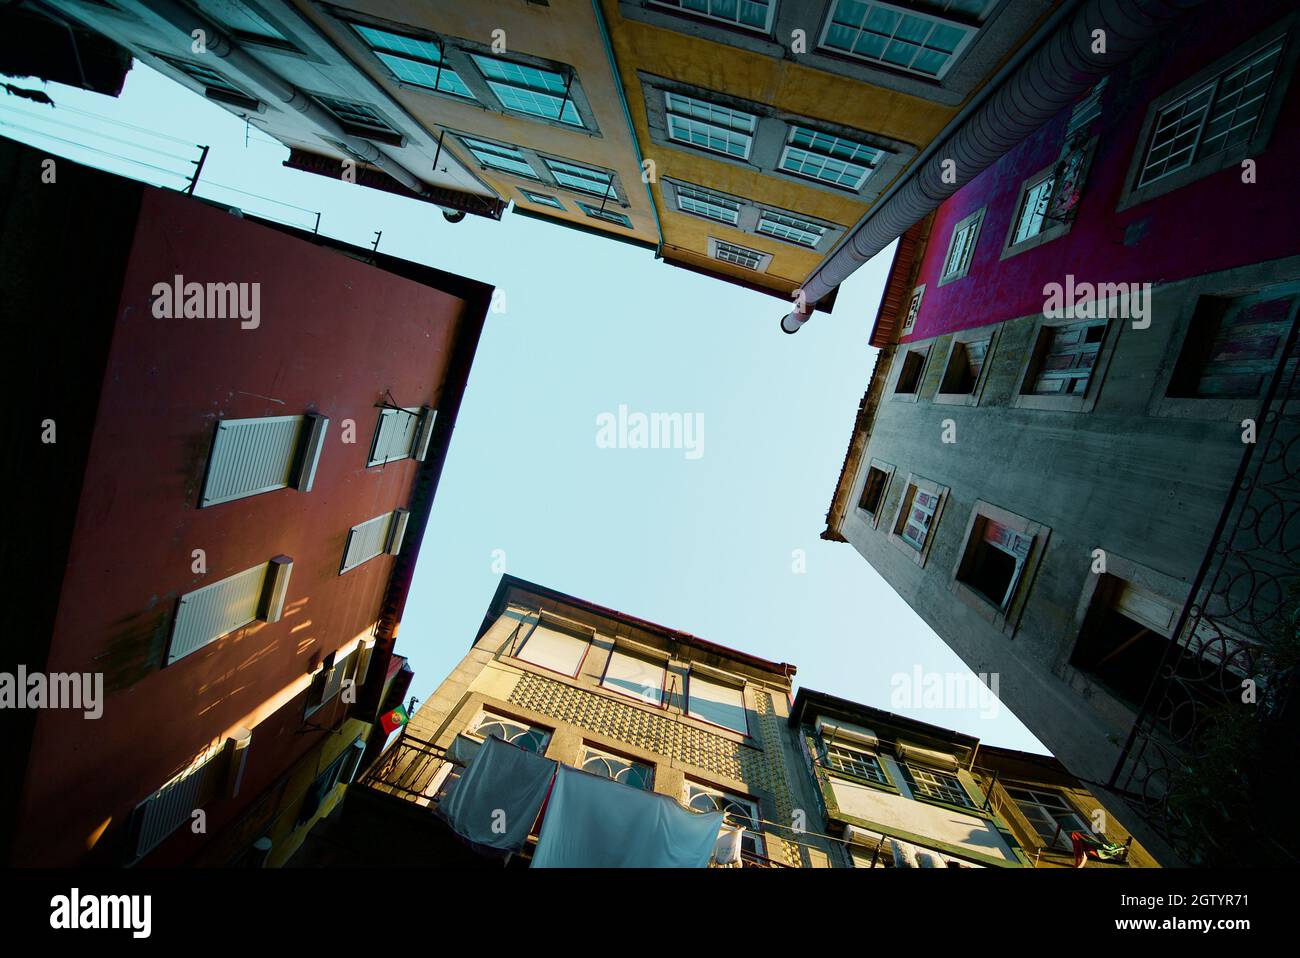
[379,705,409,735]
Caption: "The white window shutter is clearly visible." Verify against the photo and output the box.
[200,416,305,507]
[291,415,330,492]
[412,406,437,461]
[340,512,395,573]
[386,509,410,556]
[368,407,421,466]
[128,748,222,862]
[168,563,270,665]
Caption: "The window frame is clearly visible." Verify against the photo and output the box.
[1011,315,1121,414]
[934,326,998,407]
[311,93,403,145]
[708,236,772,272]
[855,457,896,528]
[685,669,750,736]
[778,125,882,191]
[663,90,758,159]
[599,644,669,707]
[949,500,1049,636]
[887,474,948,567]
[577,743,655,790]
[1150,277,1300,423]
[151,53,261,111]
[1118,17,1299,210]
[512,618,593,679]
[649,0,776,35]
[1005,785,1091,852]
[681,780,765,857]
[890,342,931,402]
[344,20,476,101]
[468,53,586,129]
[815,0,984,81]
[578,201,633,229]
[899,762,975,811]
[937,206,984,285]
[519,188,565,210]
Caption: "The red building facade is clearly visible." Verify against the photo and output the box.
[3,145,491,866]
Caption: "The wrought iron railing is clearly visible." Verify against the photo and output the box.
[1109,314,1299,865]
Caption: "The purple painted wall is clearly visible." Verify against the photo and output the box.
[904,1,1300,343]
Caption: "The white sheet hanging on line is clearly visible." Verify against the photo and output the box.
[434,734,557,853]
[531,765,724,868]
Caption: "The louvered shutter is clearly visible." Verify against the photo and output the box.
[168,563,269,665]
[201,416,305,506]
[340,512,395,573]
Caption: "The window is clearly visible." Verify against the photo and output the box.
[1137,37,1284,188]
[1009,169,1056,248]
[313,95,400,142]
[1071,576,1184,711]
[893,348,926,394]
[543,157,617,199]
[651,0,775,33]
[516,622,590,677]
[461,137,538,179]
[520,189,564,209]
[712,239,767,271]
[468,710,552,753]
[601,647,666,706]
[901,764,972,808]
[367,406,433,466]
[194,0,289,46]
[901,284,924,334]
[426,713,553,804]
[305,644,365,715]
[664,91,757,158]
[687,672,747,734]
[818,0,987,79]
[950,501,1048,633]
[938,337,989,396]
[578,202,632,228]
[858,464,891,518]
[892,480,942,554]
[128,746,225,861]
[168,557,292,665]
[675,184,741,225]
[578,745,653,790]
[1167,289,1300,399]
[1023,319,1107,396]
[339,509,406,574]
[683,783,762,857]
[350,23,474,99]
[470,55,580,126]
[823,740,890,786]
[1006,786,1090,852]
[757,210,827,247]
[779,126,882,189]
[849,837,896,868]
[296,740,363,825]
[955,516,1033,610]
[155,55,259,109]
[939,208,983,283]
[200,414,328,507]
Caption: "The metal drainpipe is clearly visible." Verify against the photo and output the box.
[780,0,1206,334]
[142,0,434,197]
[591,0,664,256]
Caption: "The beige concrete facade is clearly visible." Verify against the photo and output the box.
[369,576,833,867]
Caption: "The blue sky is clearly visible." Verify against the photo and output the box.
[0,63,1046,752]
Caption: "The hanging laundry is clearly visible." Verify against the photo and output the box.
[713,824,746,866]
[434,734,557,854]
[1070,830,1129,867]
[532,765,724,868]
